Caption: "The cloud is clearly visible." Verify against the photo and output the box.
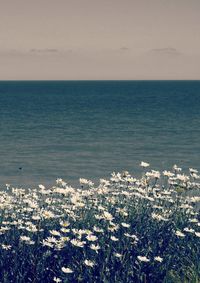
[120,47,129,51]
[30,48,59,53]
[149,47,181,56]
[0,49,24,56]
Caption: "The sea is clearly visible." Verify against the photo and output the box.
[0,80,199,188]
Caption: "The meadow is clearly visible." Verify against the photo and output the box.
[0,163,199,283]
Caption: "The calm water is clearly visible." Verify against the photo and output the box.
[0,81,200,187]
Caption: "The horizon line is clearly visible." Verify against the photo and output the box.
[0,79,200,82]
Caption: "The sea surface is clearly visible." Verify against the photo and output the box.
[0,80,200,187]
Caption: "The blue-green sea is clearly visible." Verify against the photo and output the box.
[0,81,199,187]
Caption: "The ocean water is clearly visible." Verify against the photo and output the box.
[0,80,200,187]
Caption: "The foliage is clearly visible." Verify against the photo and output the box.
[0,164,199,282]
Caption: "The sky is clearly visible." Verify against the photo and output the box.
[0,0,200,80]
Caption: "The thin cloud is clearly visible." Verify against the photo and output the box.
[30,48,59,53]
[120,47,129,51]
[149,47,182,56]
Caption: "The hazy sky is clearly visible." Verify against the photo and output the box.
[0,0,200,79]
